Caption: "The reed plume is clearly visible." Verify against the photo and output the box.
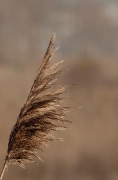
[0,34,70,179]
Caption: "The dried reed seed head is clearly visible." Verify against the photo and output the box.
[0,34,71,180]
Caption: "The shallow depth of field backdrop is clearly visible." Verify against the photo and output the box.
[0,0,118,180]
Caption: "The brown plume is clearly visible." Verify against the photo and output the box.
[0,34,70,179]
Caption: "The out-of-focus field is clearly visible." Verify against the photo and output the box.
[0,59,118,180]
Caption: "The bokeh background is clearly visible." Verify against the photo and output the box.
[0,0,118,179]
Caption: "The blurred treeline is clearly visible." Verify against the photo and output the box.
[0,0,118,63]
[0,1,118,180]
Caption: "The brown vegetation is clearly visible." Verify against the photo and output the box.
[0,34,70,179]
[1,56,118,180]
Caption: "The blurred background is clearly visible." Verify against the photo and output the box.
[0,0,118,179]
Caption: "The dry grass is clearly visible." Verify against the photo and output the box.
[1,57,118,180]
[0,34,70,179]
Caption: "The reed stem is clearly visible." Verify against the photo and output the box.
[0,162,7,180]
